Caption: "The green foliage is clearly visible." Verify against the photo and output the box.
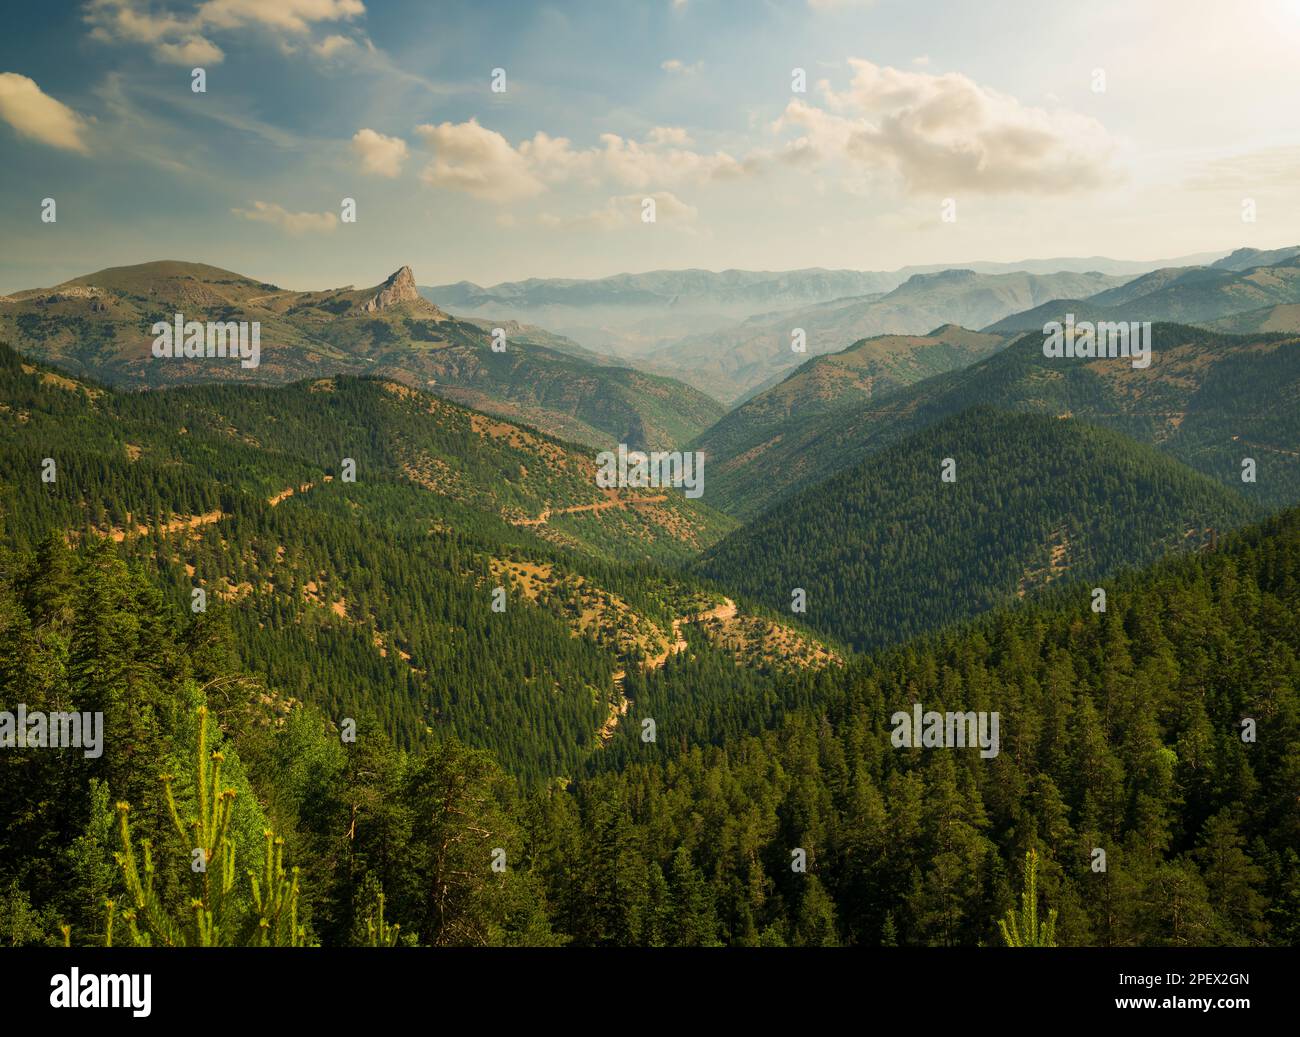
[112,706,307,946]
[705,323,1300,517]
[0,343,743,781]
[363,888,400,947]
[998,849,1058,947]
[702,407,1258,651]
[2,334,1298,948]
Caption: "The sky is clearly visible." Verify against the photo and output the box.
[2,0,1300,293]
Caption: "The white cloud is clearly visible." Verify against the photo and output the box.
[232,200,337,233]
[85,0,366,66]
[416,119,545,202]
[774,58,1117,195]
[314,34,357,58]
[593,132,748,187]
[155,36,225,65]
[646,126,693,147]
[661,58,702,75]
[351,127,407,177]
[198,0,365,33]
[0,73,90,152]
[413,118,766,206]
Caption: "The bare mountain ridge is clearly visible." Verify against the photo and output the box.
[0,260,723,452]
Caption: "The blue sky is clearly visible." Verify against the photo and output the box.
[3,0,1300,293]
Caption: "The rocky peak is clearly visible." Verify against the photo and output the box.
[363,266,420,312]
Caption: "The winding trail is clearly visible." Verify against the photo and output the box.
[512,494,669,527]
[600,597,736,743]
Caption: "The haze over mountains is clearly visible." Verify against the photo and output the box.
[987,248,1300,334]
[426,249,1294,405]
[649,269,1125,403]
[420,250,1226,367]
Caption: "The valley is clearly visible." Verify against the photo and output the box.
[5,243,1299,955]
[4,0,1300,999]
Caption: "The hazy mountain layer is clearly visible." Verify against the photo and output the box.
[648,269,1127,403]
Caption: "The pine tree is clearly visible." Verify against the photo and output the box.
[998,849,1058,947]
[111,706,307,946]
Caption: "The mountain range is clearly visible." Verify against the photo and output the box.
[420,250,1226,363]
[699,321,1300,519]
[986,249,1300,334]
[0,261,722,452]
[645,269,1129,403]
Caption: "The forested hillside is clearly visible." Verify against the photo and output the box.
[5,492,1297,947]
[561,508,1300,946]
[986,252,1300,334]
[704,323,1300,518]
[0,343,843,785]
[691,325,1005,467]
[699,408,1259,650]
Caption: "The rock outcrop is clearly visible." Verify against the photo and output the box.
[363,266,420,312]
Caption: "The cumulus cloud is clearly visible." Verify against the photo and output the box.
[646,126,693,147]
[232,200,337,233]
[416,119,545,202]
[0,73,90,152]
[198,0,364,33]
[314,33,356,58]
[154,36,225,64]
[773,58,1118,195]
[351,127,407,177]
[414,118,759,203]
[595,132,751,186]
[85,0,366,66]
